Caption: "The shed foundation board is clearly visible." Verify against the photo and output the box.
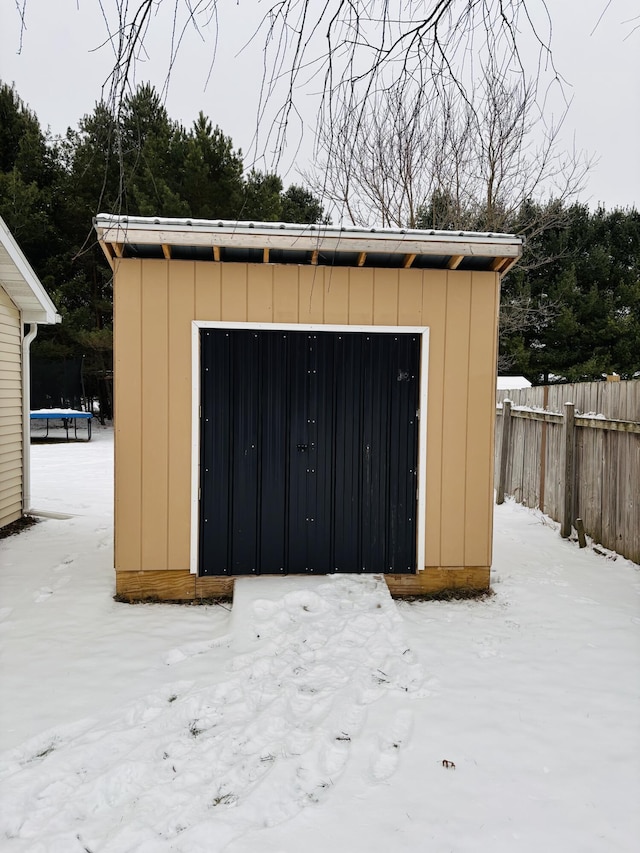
[114,567,489,602]
[115,570,235,602]
[115,571,198,602]
[385,567,490,596]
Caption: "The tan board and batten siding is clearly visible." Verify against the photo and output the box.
[114,259,499,599]
[0,286,22,528]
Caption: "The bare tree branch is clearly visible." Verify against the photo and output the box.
[306,64,591,243]
[36,1,563,169]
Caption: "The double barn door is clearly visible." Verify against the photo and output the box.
[199,327,420,575]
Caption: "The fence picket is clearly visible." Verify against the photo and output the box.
[496,380,639,563]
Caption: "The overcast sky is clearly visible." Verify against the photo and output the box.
[1,0,638,211]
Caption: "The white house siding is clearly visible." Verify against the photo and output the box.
[0,286,22,527]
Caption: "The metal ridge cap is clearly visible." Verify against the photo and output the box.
[93,214,522,246]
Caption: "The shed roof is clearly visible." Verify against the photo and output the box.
[94,215,524,275]
[497,376,532,390]
[0,217,60,324]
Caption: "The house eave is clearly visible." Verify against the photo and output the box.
[0,217,60,325]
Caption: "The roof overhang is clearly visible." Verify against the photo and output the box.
[94,215,524,275]
[0,217,61,324]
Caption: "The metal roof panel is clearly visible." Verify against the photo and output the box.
[94,214,524,273]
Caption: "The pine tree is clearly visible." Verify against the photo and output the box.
[501,205,640,382]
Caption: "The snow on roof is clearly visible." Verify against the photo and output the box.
[0,217,60,324]
[497,376,532,390]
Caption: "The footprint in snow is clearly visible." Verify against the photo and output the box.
[3,575,429,850]
[252,598,279,620]
[319,734,351,777]
[282,590,330,616]
[332,695,367,736]
[52,555,76,573]
[33,576,71,603]
[476,645,499,659]
[124,700,169,726]
[163,636,231,665]
[370,708,413,783]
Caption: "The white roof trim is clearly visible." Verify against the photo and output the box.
[0,217,61,324]
[94,214,524,259]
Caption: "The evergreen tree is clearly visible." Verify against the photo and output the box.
[502,205,640,381]
[241,171,284,221]
[180,113,245,219]
[281,184,326,224]
[0,83,61,265]
[119,84,189,217]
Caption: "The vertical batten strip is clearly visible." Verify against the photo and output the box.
[140,260,170,570]
[439,270,472,566]
[322,268,349,324]
[247,264,274,322]
[419,270,446,567]
[348,267,374,325]
[273,265,300,324]
[167,262,196,570]
[464,273,499,567]
[299,266,325,322]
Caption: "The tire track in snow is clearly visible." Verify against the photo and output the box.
[0,575,427,852]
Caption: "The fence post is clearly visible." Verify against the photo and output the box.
[497,399,512,505]
[560,402,575,538]
[539,385,549,512]
[575,518,587,548]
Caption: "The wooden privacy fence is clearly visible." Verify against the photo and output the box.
[495,381,640,564]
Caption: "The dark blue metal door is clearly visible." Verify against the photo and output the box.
[199,328,419,575]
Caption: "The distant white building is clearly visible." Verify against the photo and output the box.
[497,376,532,390]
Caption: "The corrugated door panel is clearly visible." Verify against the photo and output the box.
[332,333,363,571]
[388,334,420,571]
[230,332,261,573]
[306,333,335,572]
[358,333,419,572]
[360,334,387,571]
[259,332,289,572]
[200,329,232,573]
[286,331,311,570]
[200,328,419,575]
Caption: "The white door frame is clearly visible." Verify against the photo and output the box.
[190,321,429,574]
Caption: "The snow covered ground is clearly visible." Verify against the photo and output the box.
[1,426,639,852]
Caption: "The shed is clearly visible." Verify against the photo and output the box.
[0,217,60,528]
[94,215,523,599]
